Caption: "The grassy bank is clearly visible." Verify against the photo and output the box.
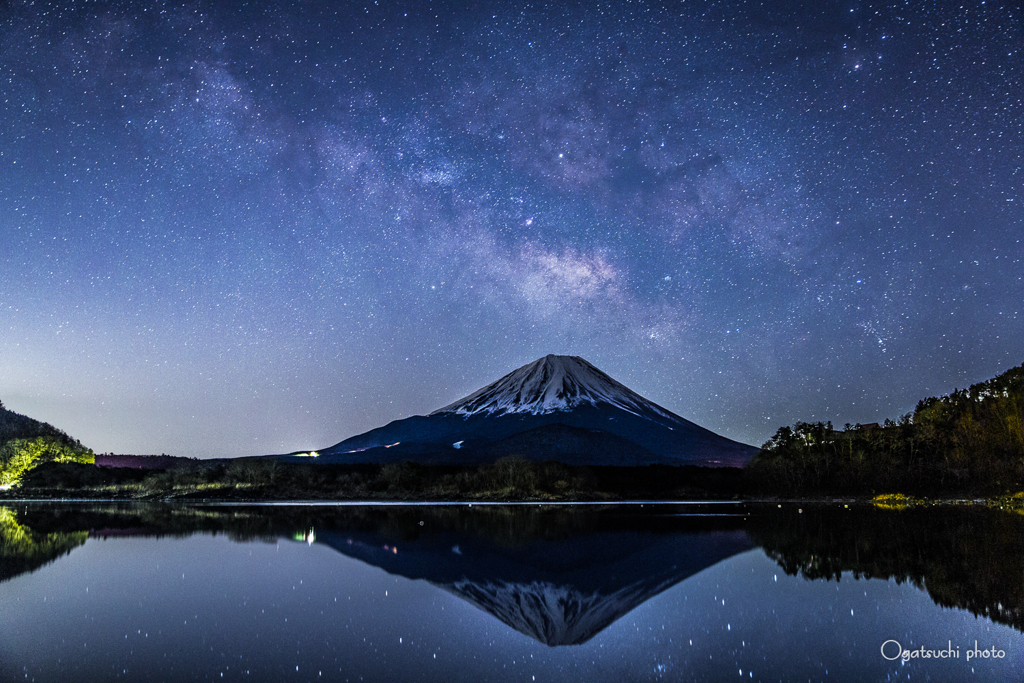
[870,491,1024,514]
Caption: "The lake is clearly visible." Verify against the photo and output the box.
[0,502,1020,682]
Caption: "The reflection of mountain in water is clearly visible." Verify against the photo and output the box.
[445,573,687,647]
[314,513,752,646]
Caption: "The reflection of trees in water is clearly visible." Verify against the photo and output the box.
[0,501,736,549]
[9,502,625,543]
[748,505,1024,632]
[0,507,88,582]
[0,504,303,583]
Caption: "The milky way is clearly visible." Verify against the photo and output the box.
[2,1,1021,457]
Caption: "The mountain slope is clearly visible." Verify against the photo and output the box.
[317,355,755,467]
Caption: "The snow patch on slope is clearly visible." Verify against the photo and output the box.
[431,355,671,419]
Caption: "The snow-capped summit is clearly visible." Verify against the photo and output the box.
[431,354,670,419]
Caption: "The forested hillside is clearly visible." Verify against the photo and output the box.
[0,400,94,488]
[746,364,1024,494]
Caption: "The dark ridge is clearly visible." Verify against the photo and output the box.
[95,454,197,470]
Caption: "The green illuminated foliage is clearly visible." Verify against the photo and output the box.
[0,437,95,488]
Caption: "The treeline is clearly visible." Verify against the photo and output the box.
[14,456,743,501]
[746,363,1024,494]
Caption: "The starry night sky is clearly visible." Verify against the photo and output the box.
[2,1,1021,458]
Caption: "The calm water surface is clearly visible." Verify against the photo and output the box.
[0,502,1020,682]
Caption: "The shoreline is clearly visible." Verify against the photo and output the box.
[1,493,1020,511]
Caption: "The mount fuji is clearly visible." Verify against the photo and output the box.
[315,355,756,467]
